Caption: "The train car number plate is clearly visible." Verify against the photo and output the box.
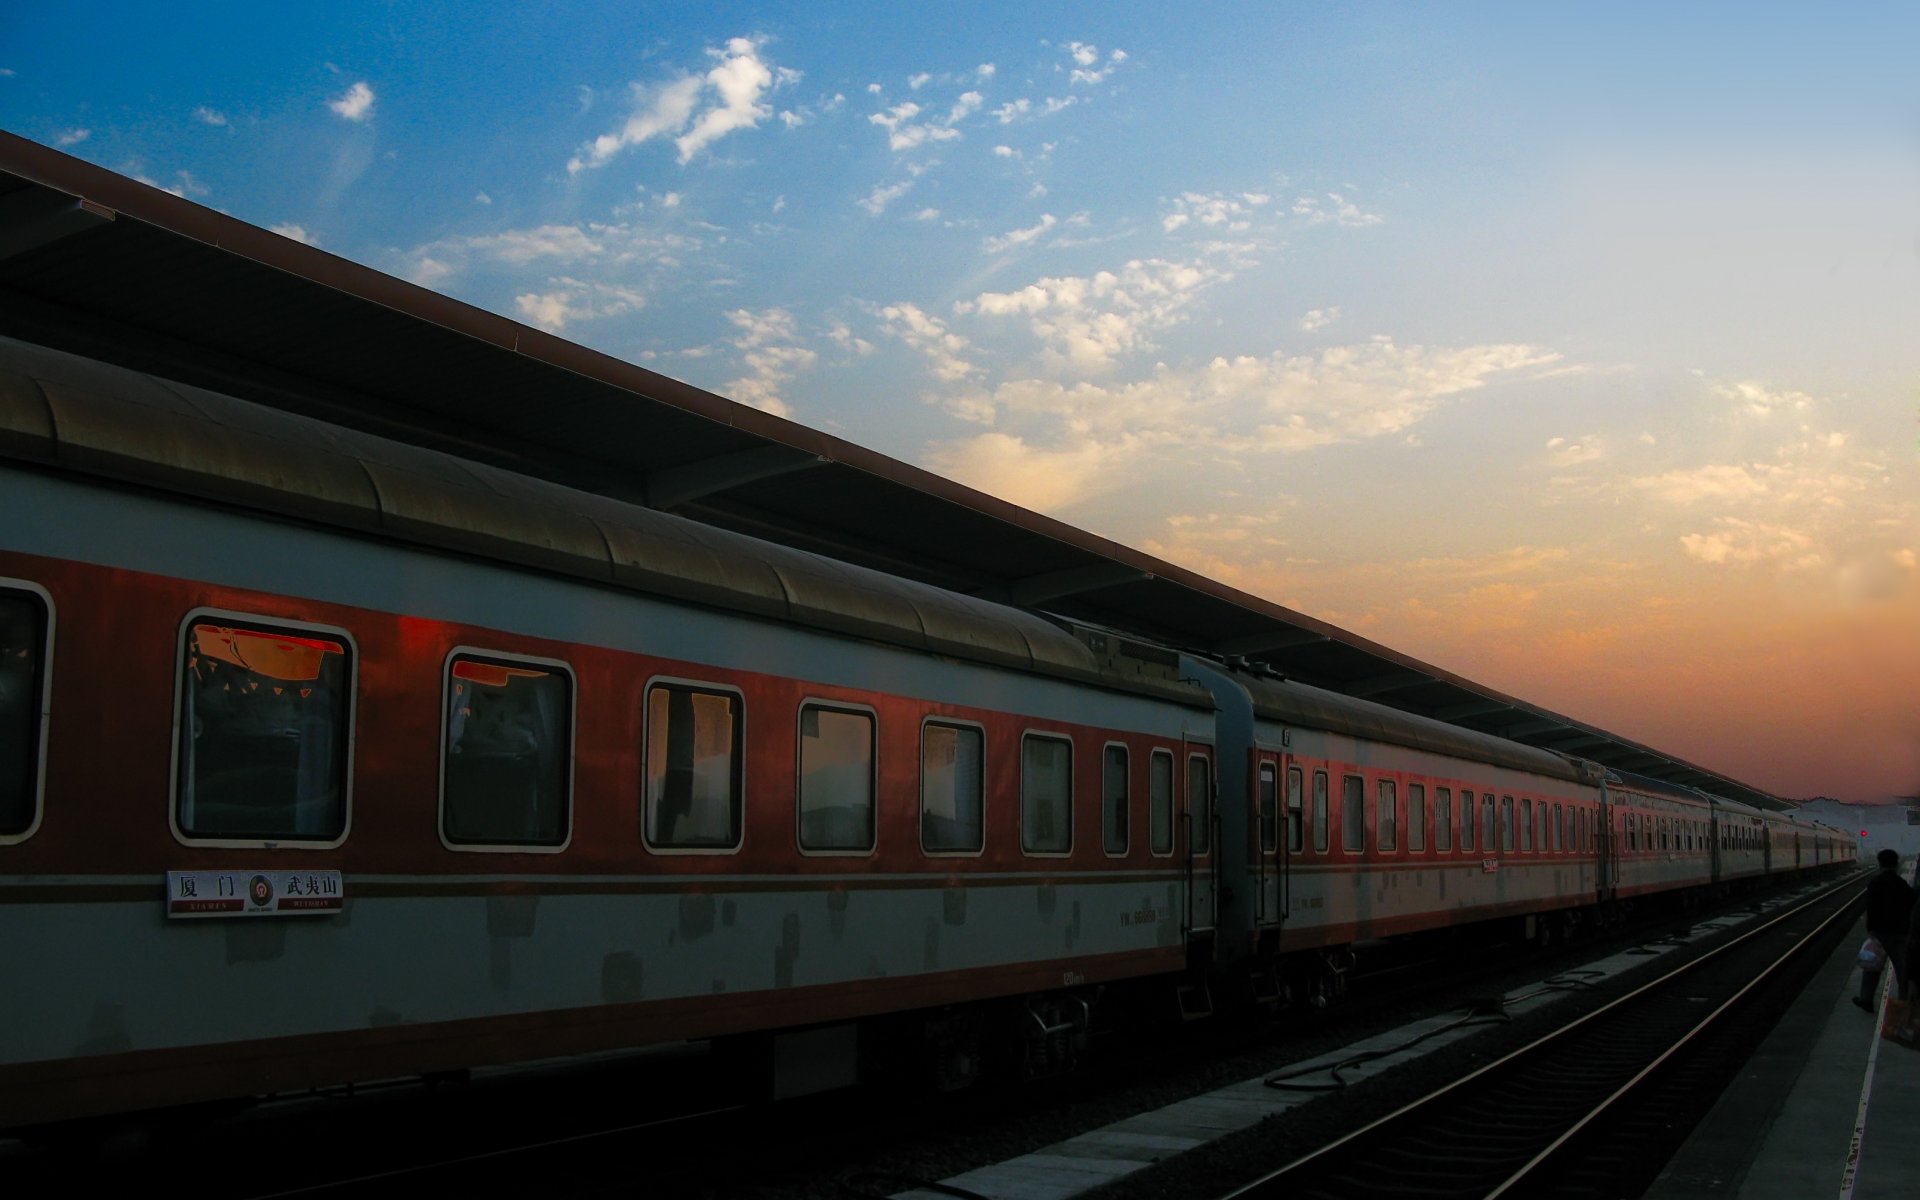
[166,870,345,918]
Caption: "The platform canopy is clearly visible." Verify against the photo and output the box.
[0,131,1792,811]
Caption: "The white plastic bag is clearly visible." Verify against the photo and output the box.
[1862,937,1887,969]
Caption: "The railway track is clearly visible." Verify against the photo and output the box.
[1216,874,1863,1200]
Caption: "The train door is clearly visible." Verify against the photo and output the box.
[1253,749,1285,928]
[1596,783,1618,903]
[1183,741,1217,938]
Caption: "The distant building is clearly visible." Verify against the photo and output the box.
[1794,797,1920,859]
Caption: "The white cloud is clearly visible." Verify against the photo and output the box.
[1714,379,1815,416]
[925,432,1123,512]
[859,179,915,215]
[1163,191,1272,233]
[512,277,645,332]
[1679,519,1818,568]
[1291,192,1383,227]
[328,81,375,122]
[270,223,317,246]
[55,128,89,147]
[868,98,966,152]
[568,37,794,172]
[1298,307,1341,333]
[960,256,1235,371]
[193,106,227,126]
[880,302,976,382]
[908,72,931,90]
[721,308,815,417]
[1065,42,1127,85]
[992,98,1032,124]
[981,213,1058,255]
[920,338,1556,509]
[1632,464,1769,504]
[1544,435,1606,467]
[913,207,941,221]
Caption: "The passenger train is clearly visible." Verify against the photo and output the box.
[0,334,1855,1129]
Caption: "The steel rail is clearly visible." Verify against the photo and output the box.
[1218,872,1867,1200]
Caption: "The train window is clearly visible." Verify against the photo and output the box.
[922,721,984,854]
[1520,799,1533,851]
[1342,775,1365,852]
[1151,750,1175,855]
[799,704,876,853]
[1022,733,1073,854]
[1313,770,1329,853]
[1287,766,1304,853]
[1188,754,1213,855]
[1553,803,1563,852]
[1104,744,1130,855]
[645,683,743,850]
[1258,762,1278,854]
[442,651,574,850]
[175,614,353,844]
[1435,788,1453,851]
[1408,784,1426,852]
[1484,796,1498,851]
[1460,790,1475,851]
[1501,796,1515,852]
[0,584,51,842]
[1377,779,1398,850]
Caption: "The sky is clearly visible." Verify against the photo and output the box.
[4,3,1917,804]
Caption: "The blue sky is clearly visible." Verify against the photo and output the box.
[5,3,1917,802]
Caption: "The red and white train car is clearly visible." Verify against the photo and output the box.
[0,332,1856,1131]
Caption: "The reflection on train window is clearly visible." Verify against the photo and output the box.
[1501,796,1515,851]
[177,618,351,842]
[1435,787,1453,851]
[1312,770,1329,853]
[1150,750,1174,855]
[1408,784,1427,852]
[443,654,572,848]
[1342,775,1364,852]
[1022,733,1073,854]
[645,683,742,849]
[922,722,983,854]
[1377,779,1398,850]
[1188,754,1212,855]
[1520,799,1533,851]
[1460,790,1475,851]
[1286,766,1304,853]
[1103,744,1129,855]
[1258,762,1278,854]
[0,587,49,839]
[1483,796,1498,851]
[799,704,875,852]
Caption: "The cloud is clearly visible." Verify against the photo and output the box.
[868,93,973,152]
[880,302,976,382]
[1299,307,1340,333]
[1291,192,1383,227]
[981,213,1058,255]
[1632,464,1770,504]
[1544,435,1606,467]
[920,337,1556,509]
[859,179,915,215]
[722,307,815,417]
[924,432,1124,512]
[269,224,317,246]
[568,37,794,172]
[1065,42,1128,86]
[1162,191,1272,233]
[55,128,89,147]
[1679,519,1818,568]
[959,256,1235,371]
[193,106,227,127]
[328,81,376,122]
[1714,379,1814,416]
[512,277,645,331]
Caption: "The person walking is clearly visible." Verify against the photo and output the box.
[1857,848,1913,1011]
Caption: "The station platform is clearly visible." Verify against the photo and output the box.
[1649,909,1920,1199]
